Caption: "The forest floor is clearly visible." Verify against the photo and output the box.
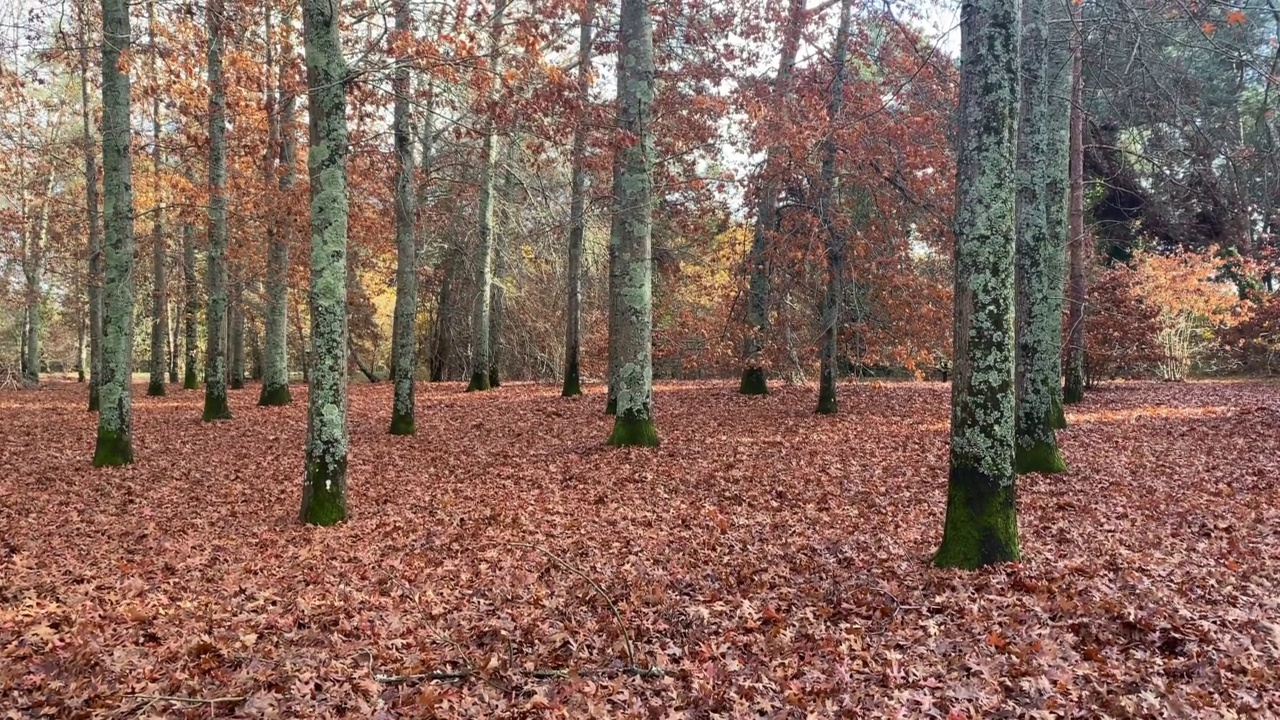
[1,379,1278,718]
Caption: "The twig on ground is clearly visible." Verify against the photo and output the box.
[125,694,246,704]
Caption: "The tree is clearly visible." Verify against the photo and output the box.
[388,0,417,434]
[93,0,137,466]
[934,0,1021,569]
[1064,0,1086,404]
[562,0,595,398]
[202,0,232,422]
[146,0,167,398]
[607,0,659,447]
[260,20,295,407]
[181,203,199,390]
[1013,0,1066,473]
[299,0,351,525]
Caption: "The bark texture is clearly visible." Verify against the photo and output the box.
[562,0,594,398]
[934,0,1021,569]
[1064,2,1087,405]
[80,0,103,411]
[203,0,233,421]
[261,46,296,406]
[181,202,199,390]
[389,0,417,434]
[147,0,167,398]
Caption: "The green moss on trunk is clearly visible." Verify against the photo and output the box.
[933,465,1020,569]
[202,388,232,421]
[93,427,134,467]
[258,381,291,407]
[1049,394,1067,429]
[1015,440,1067,474]
[183,367,199,390]
[816,383,837,414]
[389,411,415,436]
[300,457,347,526]
[147,379,165,397]
[562,357,582,397]
[607,413,659,447]
[1063,373,1084,404]
[604,395,617,415]
[739,366,768,396]
[466,371,491,392]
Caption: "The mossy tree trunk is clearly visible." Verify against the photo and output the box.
[203,0,233,421]
[260,5,293,407]
[933,0,1021,570]
[79,0,103,411]
[1013,0,1066,474]
[146,0,167,398]
[1043,0,1070,430]
[815,0,852,416]
[741,0,805,397]
[300,0,350,526]
[181,201,199,390]
[604,158,623,415]
[94,0,137,467]
[389,0,417,435]
[1063,2,1087,405]
[562,0,594,399]
[606,0,659,447]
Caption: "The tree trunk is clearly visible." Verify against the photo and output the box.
[466,0,506,393]
[1043,0,1069,431]
[167,299,179,382]
[146,0,167,397]
[182,202,200,389]
[606,0,658,447]
[1063,1,1087,405]
[77,309,87,382]
[23,174,54,386]
[562,0,594,398]
[93,0,137,466]
[80,0,103,411]
[300,0,350,525]
[429,249,456,382]
[604,157,623,415]
[203,0,233,421]
[229,278,246,389]
[389,0,417,433]
[1012,0,1066,474]
[815,0,852,416]
[741,0,806,396]
[933,0,1021,569]
[260,6,294,407]
[490,137,517,388]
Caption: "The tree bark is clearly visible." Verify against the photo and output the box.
[203,0,233,421]
[604,157,623,415]
[146,0,168,397]
[79,0,104,411]
[606,0,659,447]
[1043,0,1070,430]
[388,0,417,433]
[229,280,246,389]
[1063,0,1087,404]
[181,197,200,390]
[93,0,137,466]
[490,136,517,388]
[562,0,594,398]
[934,0,1021,569]
[300,0,351,525]
[261,33,296,406]
[23,174,54,385]
[1013,0,1066,474]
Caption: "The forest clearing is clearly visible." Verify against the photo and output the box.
[2,379,1278,717]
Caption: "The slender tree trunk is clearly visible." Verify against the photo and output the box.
[815,0,852,416]
[389,0,417,433]
[77,309,87,382]
[300,0,351,525]
[429,251,456,382]
[182,205,199,389]
[1043,0,1070,430]
[562,0,594,398]
[167,300,178,382]
[1013,0,1066,474]
[23,175,54,385]
[490,137,517,388]
[79,0,104,411]
[466,0,506,392]
[1063,2,1087,404]
[604,157,623,415]
[229,279,246,389]
[261,40,296,405]
[741,0,806,396]
[934,0,1021,569]
[607,0,658,446]
[203,0,233,421]
[94,0,137,466]
[147,0,167,397]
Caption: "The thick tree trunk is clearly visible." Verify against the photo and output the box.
[93,0,137,466]
[300,0,350,525]
[815,0,852,416]
[389,5,418,434]
[203,0,233,421]
[934,0,1021,569]
[80,0,103,411]
[1063,3,1087,404]
[181,206,199,389]
[261,46,295,406]
[562,0,594,398]
[466,0,506,393]
[147,0,167,397]
[741,0,806,396]
[1013,0,1066,474]
[606,0,658,447]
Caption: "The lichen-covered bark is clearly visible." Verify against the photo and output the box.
[1064,4,1087,405]
[934,0,1021,569]
[741,0,806,397]
[79,0,103,411]
[604,158,623,416]
[94,0,137,467]
[1044,0,1070,431]
[815,0,852,416]
[261,47,295,407]
[466,0,506,393]
[562,0,594,398]
[181,203,199,390]
[607,0,659,447]
[389,0,417,434]
[203,0,232,421]
[146,0,167,398]
[1013,0,1065,474]
[300,0,350,525]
